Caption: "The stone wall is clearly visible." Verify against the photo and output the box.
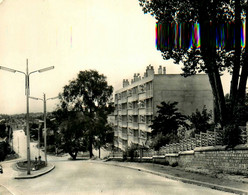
[109,144,248,175]
[168,145,248,175]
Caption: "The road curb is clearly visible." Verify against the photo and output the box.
[104,162,248,195]
[14,164,55,179]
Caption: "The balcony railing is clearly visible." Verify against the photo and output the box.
[133,122,138,129]
[121,110,127,115]
[146,107,153,115]
[133,109,138,115]
[121,122,127,128]
[133,137,139,143]
[146,90,153,98]
[121,133,128,140]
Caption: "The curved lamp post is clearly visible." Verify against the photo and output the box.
[0,59,54,175]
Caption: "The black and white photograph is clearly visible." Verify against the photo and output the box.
[0,0,247,194]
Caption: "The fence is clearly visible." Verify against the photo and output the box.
[161,126,248,154]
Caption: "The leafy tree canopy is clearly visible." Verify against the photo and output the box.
[189,106,213,135]
[56,70,113,158]
[150,101,189,139]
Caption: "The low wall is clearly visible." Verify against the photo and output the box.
[166,145,248,175]
[110,145,248,175]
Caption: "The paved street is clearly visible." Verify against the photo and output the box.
[1,160,234,195]
[0,129,234,195]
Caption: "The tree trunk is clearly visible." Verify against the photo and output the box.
[237,5,248,103]
[69,150,78,160]
[99,146,101,158]
[230,0,241,112]
[199,1,227,125]
[212,65,227,125]
[89,135,93,158]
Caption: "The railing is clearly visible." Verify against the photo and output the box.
[133,109,138,115]
[146,90,153,98]
[121,110,127,115]
[146,107,153,115]
[162,130,226,153]
[240,126,248,144]
[133,122,138,129]
[121,133,128,140]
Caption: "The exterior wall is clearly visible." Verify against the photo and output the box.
[153,74,213,116]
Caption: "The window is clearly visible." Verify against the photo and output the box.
[133,87,138,94]
[133,116,138,123]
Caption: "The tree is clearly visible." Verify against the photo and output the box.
[58,111,88,160]
[189,106,213,135]
[139,0,248,126]
[0,123,7,138]
[93,111,114,158]
[58,70,113,158]
[150,101,189,149]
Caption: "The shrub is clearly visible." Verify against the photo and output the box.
[223,124,242,148]
[171,162,178,167]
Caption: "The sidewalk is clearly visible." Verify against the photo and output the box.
[104,160,248,195]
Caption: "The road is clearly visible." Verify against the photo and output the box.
[0,129,234,195]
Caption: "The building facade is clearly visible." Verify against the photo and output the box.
[114,65,213,151]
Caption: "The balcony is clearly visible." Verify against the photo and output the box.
[130,94,138,101]
[138,89,145,94]
[146,107,153,115]
[114,131,118,137]
[139,123,146,131]
[139,93,146,100]
[146,90,153,99]
[114,130,121,137]
[121,122,127,128]
[133,137,139,144]
[127,122,133,129]
[133,122,138,129]
[121,133,128,140]
[133,109,138,115]
[127,109,133,115]
[121,110,127,115]
[146,125,152,133]
[127,90,132,97]
[119,97,127,104]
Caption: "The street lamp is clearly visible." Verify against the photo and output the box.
[0,59,54,175]
[30,94,58,166]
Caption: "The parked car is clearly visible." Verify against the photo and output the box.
[0,164,2,174]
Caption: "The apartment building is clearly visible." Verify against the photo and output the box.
[114,65,213,151]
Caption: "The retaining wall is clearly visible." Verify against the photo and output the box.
[110,144,248,175]
[169,145,248,174]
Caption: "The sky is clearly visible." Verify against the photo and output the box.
[0,0,231,115]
